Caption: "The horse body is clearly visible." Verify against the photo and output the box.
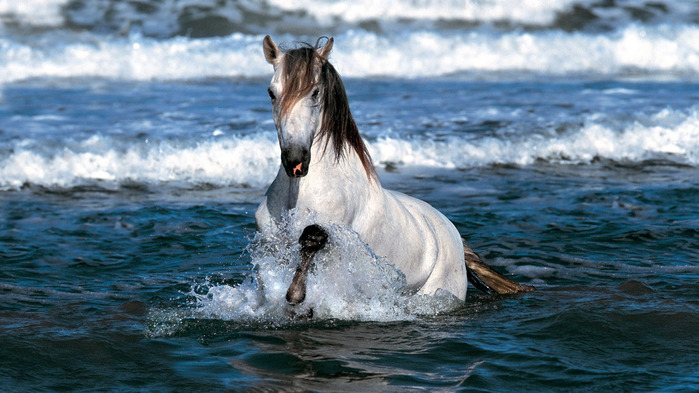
[256,137,468,299]
[255,35,467,300]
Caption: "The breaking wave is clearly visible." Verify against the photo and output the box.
[2,0,696,37]
[0,1,697,82]
[1,105,696,191]
[0,25,697,83]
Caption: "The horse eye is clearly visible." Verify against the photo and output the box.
[311,88,319,101]
[267,88,276,101]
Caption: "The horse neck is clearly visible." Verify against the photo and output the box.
[272,132,378,221]
[310,134,369,183]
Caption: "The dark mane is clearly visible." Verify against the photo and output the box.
[279,42,376,180]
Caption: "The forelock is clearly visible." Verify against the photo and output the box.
[278,46,322,118]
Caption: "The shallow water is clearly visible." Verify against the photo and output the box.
[2,0,699,391]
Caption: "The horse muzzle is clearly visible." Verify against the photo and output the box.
[281,146,311,178]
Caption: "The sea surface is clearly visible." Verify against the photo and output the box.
[1,1,698,391]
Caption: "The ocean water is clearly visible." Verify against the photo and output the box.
[1,1,698,391]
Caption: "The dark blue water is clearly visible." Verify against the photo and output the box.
[1,76,698,391]
[2,0,699,390]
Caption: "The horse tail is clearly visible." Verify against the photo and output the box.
[462,239,536,295]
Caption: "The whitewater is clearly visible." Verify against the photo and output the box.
[1,25,698,82]
[1,82,697,191]
[1,1,698,392]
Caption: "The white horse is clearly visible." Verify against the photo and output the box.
[255,36,532,306]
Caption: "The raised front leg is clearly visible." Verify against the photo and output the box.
[286,224,329,305]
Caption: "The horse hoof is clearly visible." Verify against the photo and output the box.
[299,224,328,252]
[286,286,306,305]
[286,225,328,307]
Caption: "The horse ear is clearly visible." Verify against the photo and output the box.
[317,37,334,61]
[263,35,280,65]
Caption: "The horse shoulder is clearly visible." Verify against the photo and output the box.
[296,155,374,223]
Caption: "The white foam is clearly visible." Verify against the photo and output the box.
[334,25,699,78]
[267,0,581,26]
[188,211,461,324]
[0,32,271,83]
[0,133,280,191]
[0,0,68,27]
[369,105,699,168]
[0,24,697,83]
[1,106,697,190]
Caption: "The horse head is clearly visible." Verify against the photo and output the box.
[263,35,333,178]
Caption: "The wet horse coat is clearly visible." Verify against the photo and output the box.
[255,36,533,303]
[255,36,468,300]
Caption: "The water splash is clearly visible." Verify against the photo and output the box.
[147,210,463,335]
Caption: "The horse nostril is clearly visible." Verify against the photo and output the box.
[281,146,311,178]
